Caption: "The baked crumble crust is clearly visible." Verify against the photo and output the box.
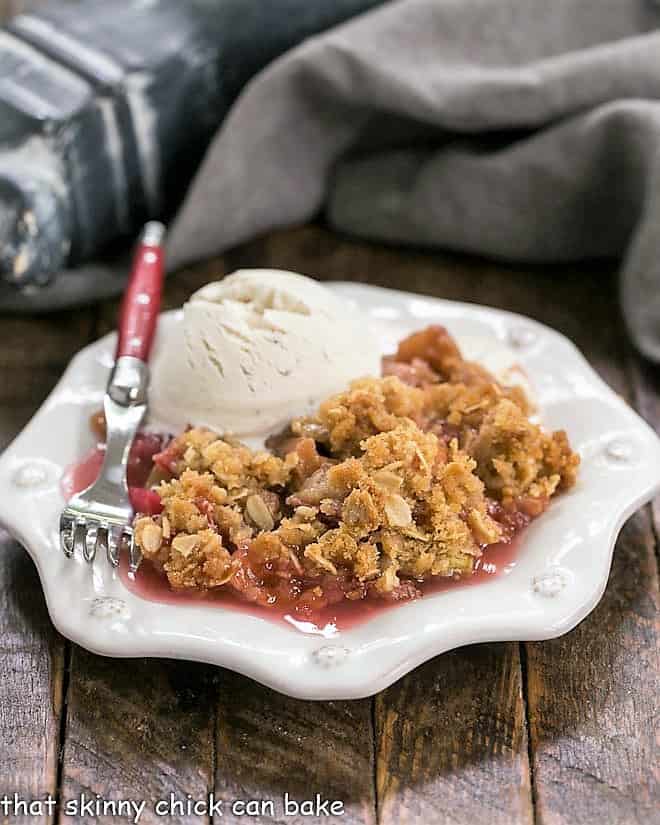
[133,325,579,614]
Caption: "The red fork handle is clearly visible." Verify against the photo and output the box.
[115,222,165,362]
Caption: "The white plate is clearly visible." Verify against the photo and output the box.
[1,283,659,700]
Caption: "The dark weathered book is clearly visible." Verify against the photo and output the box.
[0,0,382,291]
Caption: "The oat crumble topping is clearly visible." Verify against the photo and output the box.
[133,326,579,615]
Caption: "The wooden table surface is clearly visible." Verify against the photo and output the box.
[0,226,658,824]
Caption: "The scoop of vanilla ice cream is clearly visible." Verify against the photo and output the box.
[149,269,382,438]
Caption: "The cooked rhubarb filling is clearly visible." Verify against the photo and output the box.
[132,326,579,615]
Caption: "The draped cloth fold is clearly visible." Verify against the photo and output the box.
[167,0,660,361]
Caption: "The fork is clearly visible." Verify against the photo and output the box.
[60,222,165,571]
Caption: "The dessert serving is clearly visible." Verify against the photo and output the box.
[4,272,659,698]
[72,271,579,622]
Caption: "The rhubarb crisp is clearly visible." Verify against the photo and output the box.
[132,326,579,615]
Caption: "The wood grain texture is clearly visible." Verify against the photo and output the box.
[214,671,376,825]
[0,314,95,451]
[526,510,660,825]
[0,534,64,822]
[58,650,217,824]
[376,645,532,825]
[0,310,93,822]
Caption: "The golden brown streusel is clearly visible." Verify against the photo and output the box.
[133,325,579,613]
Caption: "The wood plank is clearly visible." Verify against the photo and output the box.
[526,509,659,825]
[58,650,216,825]
[376,645,532,825]
[0,532,65,822]
[0,314,95,451]
[214,671,376,825]
[0,310,94,822]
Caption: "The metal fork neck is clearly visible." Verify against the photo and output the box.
[107,356,149,406]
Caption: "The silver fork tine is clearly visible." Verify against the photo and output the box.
[60,515,74,557]
[107,527,121,568]
[58,368,149,569]
[95,525,109,564]
[83,523,97,562]
[73,520,87,558]
[108,527,122,567]
[126,530,141,574]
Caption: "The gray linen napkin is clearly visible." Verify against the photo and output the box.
[167,0,660,361]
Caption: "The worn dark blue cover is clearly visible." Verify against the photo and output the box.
[0,0,384,303]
